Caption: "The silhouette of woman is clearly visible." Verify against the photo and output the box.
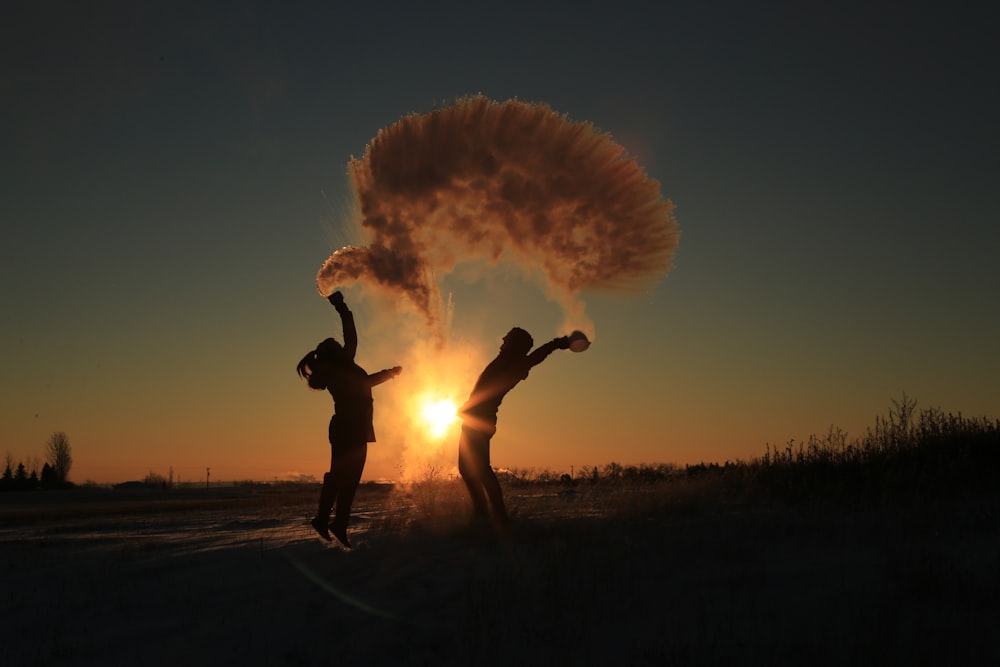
[458,327,570,526]
[296,291,401,547]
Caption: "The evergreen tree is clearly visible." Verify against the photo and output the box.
[14,462,29,491]
[40,463,57,490]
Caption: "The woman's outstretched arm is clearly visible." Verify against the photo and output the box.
[368,366,403,387]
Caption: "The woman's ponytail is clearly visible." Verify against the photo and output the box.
[296,351,329,391]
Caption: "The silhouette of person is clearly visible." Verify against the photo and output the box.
[458,327,571,526]
[296,291,402,547]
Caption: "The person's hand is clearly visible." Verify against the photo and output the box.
[328,291,345,307]
[556,336,571,350]
[390,366,403,378]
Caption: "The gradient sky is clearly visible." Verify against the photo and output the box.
[3,1,998,484]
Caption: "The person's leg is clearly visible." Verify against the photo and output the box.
[311,441,339,540]
[311,471,337,540]
[330,441,367,547]
[478,441,509,526]
[458,427,489,520]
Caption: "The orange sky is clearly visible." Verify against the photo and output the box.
[7,271,997,485]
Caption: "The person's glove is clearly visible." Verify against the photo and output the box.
[328,291,346,308]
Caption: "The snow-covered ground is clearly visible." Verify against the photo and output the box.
[2,484,997,665]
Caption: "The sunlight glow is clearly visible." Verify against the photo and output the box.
[419,398,458,439]
[384,339,482,479]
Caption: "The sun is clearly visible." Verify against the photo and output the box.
[419,397,458,439]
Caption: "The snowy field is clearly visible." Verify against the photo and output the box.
[2,482,998,666]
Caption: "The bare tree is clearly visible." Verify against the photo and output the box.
[46,432,73,483]
[2,452,13,488]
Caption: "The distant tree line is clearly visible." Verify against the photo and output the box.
[495,462,681,487]
[1,431,74,493]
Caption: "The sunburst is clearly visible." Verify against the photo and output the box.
[419,398,458,439]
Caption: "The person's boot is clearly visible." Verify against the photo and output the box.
[330,515,351,549]
[310,473,336,541]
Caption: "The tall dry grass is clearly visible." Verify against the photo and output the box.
[368,394,999,531]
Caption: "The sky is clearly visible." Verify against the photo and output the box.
[3,1,998,484]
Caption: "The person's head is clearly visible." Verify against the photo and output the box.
[296,337,346,390]
[499,327,533,356]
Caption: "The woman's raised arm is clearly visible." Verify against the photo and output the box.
[328,291,358,360]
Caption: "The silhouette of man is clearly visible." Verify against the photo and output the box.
[458,327,571,526]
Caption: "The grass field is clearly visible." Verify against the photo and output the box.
[2,398,998,665]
